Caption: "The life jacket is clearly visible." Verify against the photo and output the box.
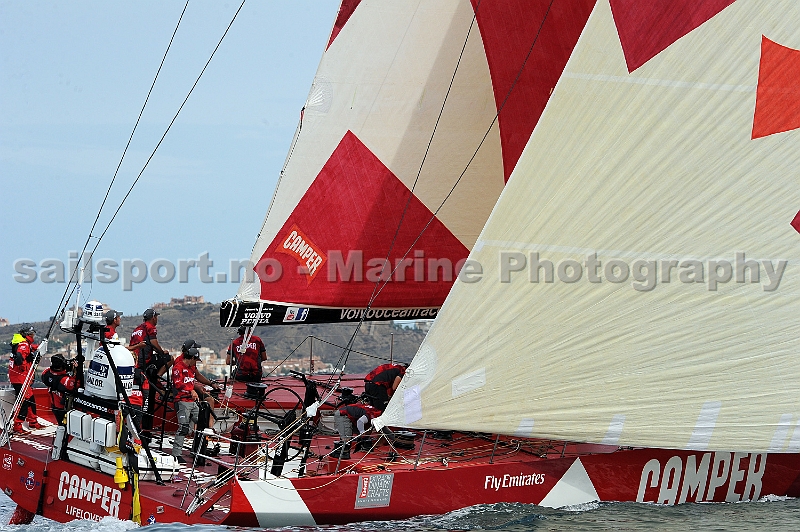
[8,334,30,385]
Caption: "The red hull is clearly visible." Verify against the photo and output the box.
[4,379,800,527]
[224,443,800,527]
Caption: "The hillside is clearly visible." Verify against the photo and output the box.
[0,303,428,379]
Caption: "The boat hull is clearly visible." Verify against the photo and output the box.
[6,383,800,526]
[5,433,800,526]
[224,448,800,527]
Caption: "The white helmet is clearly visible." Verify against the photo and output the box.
[83,300,105,323]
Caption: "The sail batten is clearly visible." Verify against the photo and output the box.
[381,0,800,452]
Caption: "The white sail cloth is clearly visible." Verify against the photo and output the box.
[381,0,800,453]
[238,0,503,300]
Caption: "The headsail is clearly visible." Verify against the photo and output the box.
[221,0,595,326]
[381,0,800,452]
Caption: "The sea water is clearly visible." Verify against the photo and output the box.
[2,492,799,531]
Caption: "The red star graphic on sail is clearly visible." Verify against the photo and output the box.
[327,0,362,49]
[752,36,800,139]
[609,0,736,72]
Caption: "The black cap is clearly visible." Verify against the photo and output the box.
[104,309,122,324]
[237,325,248,336]
[182,339,201,352]
[187,347,201,360]
[19,325,35,336]
[143,308,159,320]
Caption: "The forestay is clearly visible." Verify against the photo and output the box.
[381,0,800,452]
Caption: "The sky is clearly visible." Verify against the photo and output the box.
[0,0,340,324]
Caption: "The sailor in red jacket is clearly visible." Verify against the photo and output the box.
[225,326,267,382]
[333,398,382,459]
[9,326,39,431]
[364,363,407,410]
[41,354,76,426]
[131,308,171,432]
[170,347,218,464]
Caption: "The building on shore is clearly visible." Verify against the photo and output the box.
[152,296,205,310]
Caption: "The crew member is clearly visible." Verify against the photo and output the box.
[131,308,171,432]
[170,347,218,464]
[103,309,122,340]
[8,326,39,431]
[181,339,218,428]
[333,398,381,459]
[99,308,148,434]
[105,309,144,352]
[41,354,76,425]
[364,363,407,410]
[225,326,267,382]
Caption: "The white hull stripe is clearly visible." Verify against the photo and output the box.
[538,458,600,509]
[238,477,316,528]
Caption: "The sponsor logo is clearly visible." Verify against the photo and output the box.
[64,505,103,521]
[284,307,309,322]
[147,514,156,525]
[276,225,327,282]
[637,452,766,504]
[241,307,273,325]
[236,341,262,353]
[2,454,11,470]
[340,307,439,321]
[87,360,109,379]
[484,473,546,491]
[57,471,122,518]
[73,396,113,414]
[355,473,394,509]
[21,471,40,491]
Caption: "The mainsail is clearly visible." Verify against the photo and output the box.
[221,0,595,326]
[381,0,800,452]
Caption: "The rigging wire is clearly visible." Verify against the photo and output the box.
[323,0,486,390]
[43,0,191,341]
[327,0,559,385]
[360,0,559,310]
[47,0,248,340]
[91,0,247,248]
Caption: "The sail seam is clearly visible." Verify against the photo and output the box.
[563,72,754,92]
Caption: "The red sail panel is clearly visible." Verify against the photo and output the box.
[470,0,596,182]
[752,36,800,139]
[609,0,736,73]
[792,210,800,234]
[327,0,362,50]
[255,131,469,308]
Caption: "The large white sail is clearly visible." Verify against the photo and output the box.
[382,0,800,452]
[222,0,595,325]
